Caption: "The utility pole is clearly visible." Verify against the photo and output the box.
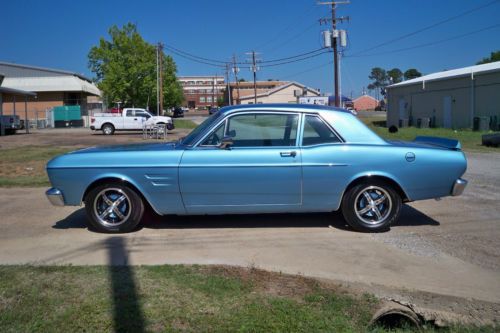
[318,1,349,107]
[246,51,261,104]
[212,75,216,107]
[158,42,164,116]
[225,63,232,106]
[232,55,240,105]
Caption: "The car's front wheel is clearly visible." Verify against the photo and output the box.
[341,180,401,232]
[84,183,144,233]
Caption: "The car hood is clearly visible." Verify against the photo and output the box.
[47,141,184,169]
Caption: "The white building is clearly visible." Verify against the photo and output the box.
[387,61,500,129]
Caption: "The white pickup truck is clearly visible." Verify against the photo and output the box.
[90,108,174,135]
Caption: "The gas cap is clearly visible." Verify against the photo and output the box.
[405,152,416,162]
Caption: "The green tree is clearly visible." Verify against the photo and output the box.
[476,50,500,64]
[387,68,403,84]
[404,68,422,80]
[88,23,183,110]
[368,67,388,99]
[368,67,389,88]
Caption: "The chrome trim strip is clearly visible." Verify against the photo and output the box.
[193,110,302,148]
[451,178,468,196]
[180,163,301,168]
[45,188,65,206]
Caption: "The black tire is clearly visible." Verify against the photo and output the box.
[341,180,402,232]
[84,183,144,233]
[102,123,115,135]
[166,123,174,130]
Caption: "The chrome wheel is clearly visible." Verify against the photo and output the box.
[93,188,131,227]
[354,186,392,225]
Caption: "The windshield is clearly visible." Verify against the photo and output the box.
[181,111,224,146]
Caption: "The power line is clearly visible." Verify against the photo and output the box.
[349,0,500,57]
[346,23,500,58]
[259,50,331,68]
[252,3,318,51]
[165,42,326,65]
[264,22,319,55]
[164,44,227,65]
[165,44,330,69]
[282,60,333,80]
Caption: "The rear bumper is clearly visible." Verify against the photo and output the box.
[451,178,468,196]
[46,187,65,206]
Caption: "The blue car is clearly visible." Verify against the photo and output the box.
[46,104,467,233]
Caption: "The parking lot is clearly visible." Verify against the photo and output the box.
[0,124,499,323]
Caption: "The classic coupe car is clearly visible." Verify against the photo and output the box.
[46,104,467,233]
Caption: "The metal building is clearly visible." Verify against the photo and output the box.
[0,62,100,127]
[386,61,500,130]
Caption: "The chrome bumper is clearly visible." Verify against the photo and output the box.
[46,188,65,206]
[451,178,468,196]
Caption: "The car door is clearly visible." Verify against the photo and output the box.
[300,113,349,211]
[123,109,139,129]
[131,109,150,129]
[179,111,302,214]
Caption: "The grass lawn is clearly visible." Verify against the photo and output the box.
[0,146,73,187]
[360,117,498,153]
[174,119,198,129]
[0,265,493,333]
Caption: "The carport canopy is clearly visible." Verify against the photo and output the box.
[0,85,37,136]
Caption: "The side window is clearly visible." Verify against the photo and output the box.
[136,111,151,119]
[200,122,225,146]
[126,110,134,117]
[302,115,341,146]
[226,113,298,147]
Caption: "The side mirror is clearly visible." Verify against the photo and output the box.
[227,129,236,137]
[219,136,234,149]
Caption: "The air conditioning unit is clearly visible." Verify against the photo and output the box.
[417,117,430,128]
[399,118,409,128]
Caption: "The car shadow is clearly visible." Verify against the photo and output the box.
[53,204,439,232]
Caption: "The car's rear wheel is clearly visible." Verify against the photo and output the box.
[84,183,144,233]
[102,123,115,135]
[341,180,401,232]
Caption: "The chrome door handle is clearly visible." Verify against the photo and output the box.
[280,151,297,157]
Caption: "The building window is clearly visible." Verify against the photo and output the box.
[200,97,206,103]
[207,96,212,103]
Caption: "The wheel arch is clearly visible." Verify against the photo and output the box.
[342,174,410,204]
[101,122,115,129]
[82,176,161,215]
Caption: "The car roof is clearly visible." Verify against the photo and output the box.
[219,103,350,114]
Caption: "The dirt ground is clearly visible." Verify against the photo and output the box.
[0,124,499,327]
[0,126,193,149]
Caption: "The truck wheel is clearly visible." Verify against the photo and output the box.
[84,183,144,233]
[166,123,174,130]
[102,124,115,135]
[341,180,401,232]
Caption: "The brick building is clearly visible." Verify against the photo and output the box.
[178,76,225,109]
[353,94,379,111]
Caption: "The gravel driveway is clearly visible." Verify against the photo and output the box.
[0,128,499,324]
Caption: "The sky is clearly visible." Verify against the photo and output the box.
[1,0,499,97]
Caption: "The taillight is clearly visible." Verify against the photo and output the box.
[91,117,95,123]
